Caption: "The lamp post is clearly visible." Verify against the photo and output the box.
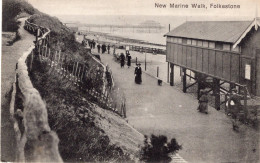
[145,52,147,71]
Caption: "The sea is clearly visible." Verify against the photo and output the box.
[57,15,252,45]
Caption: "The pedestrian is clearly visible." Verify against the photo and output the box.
[120,53,125,68]
[90,40,93,49]
[107,44,110,54]
[227,88,242,131]
[127,52,132,68]
[197,89,208,114]
[93,39,96,49]
[102,44,106,54]
[97,44,101,53]
[134,63,142,84]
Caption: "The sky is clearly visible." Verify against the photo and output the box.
[27,0,260,18]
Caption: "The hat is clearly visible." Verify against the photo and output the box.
[137,63,141,66]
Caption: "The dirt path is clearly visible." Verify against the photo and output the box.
[1,17,35,161]
[97,50,260,163]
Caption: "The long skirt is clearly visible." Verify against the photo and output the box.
[197,102,208,113]
[127,60,131,67]
[121,60,125,67]
[135,75,142,84]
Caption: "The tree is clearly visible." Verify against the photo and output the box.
[140,134,182,162]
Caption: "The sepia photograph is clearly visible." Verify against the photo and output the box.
[1,0,260,162]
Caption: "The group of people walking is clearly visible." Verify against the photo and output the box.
[119,51,142,84]
[97,43,110,54]
[88,39,96,49]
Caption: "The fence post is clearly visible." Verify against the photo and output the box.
[30,51,34,71]
[157,66,159,78]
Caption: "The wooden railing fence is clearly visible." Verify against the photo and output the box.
[25,21,126,118]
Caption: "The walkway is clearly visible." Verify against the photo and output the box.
[98,51,260,163]
[1,18,35,161]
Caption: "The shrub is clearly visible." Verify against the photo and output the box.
[2,0,39,31]
[140,135,182,162]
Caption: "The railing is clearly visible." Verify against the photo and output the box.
[84,38,166,55]
[10,19,63,162]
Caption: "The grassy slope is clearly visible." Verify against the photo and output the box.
[30,60,143,162]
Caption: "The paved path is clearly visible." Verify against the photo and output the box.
[1,18,35,161]
[97,51,260,163]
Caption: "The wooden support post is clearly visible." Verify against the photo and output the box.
[57,50,61,70]
[54,51,57,67]
[170,64,174,86]
[197,79,201,100]
[145,53,147,71]
[183,68,187,93]
[213,78,220,110]
[30,51,34,71]
[45,46,47,58]
[167,62,169,83]
[75,62,79,82]
[72,61,76,77]
[157,66,159,78]
[243,87,248,122]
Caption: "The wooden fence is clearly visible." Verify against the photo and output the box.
[25,20,126,118]
[10,19,63,162]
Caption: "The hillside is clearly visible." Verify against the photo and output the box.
[7,1,145,162]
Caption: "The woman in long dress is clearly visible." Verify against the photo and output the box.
[127,53,132,68]
[197,89,208,114]
[134,63,142,84]
[120,53,125,68]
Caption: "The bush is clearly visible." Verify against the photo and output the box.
[140,135,182,162]
[2,0,39,32]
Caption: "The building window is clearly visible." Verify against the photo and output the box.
[192,39,197,46]
[202,41,208,47]
[187,39,192,45]
[215,42,223,50]
[209,42,215,49]
[182,38,187,44]
[178,38,182,43]
[245,64,251,80]
[223,44,231,51]
[174,37,178,43]
[167,37,171,42]
[197,40,202,46]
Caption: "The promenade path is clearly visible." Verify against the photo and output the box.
[1,18,35,161]
[96,50,260,163]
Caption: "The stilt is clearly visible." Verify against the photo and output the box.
[183,68,187,93]
[213,78,220,110]
[170,64,174,86]
[197,80,201,100]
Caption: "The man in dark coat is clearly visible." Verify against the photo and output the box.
[127,52,132,68]
[227,88,243,131]
[102,44,106,53]
[97,44,101,53]
[93,39,96,49]
[107,44,110,54]
[120,53,125,68]
[197,89,208,114]
[134,63,142,84]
